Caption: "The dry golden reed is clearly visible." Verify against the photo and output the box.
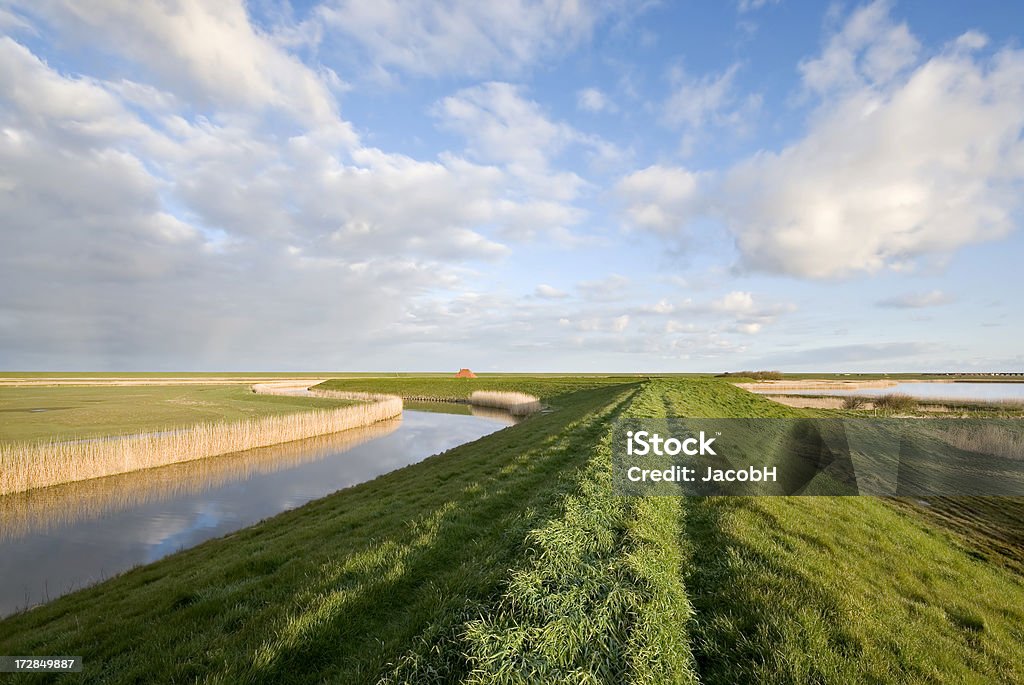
[468,391,542,416]
[0,391,402,496]
[0,417,401,541]
[937,424,1024,460]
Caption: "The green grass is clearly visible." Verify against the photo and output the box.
[648,380,1024,683]
[0,385,356,444]
[0,381,643,683]
[2,376,1023,683]
[315,375,639,402]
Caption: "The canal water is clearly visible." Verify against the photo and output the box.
[0,408,512,617]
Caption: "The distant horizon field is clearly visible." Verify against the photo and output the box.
[1,371,1021,380]
[0,385,359,444]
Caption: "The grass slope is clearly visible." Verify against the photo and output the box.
[654,380,1024,684]
[1,377,1022,684]
[0,381,640,684]
[0,385,355,444]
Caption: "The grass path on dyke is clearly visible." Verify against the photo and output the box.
[382,379,698,684]
[662,379,1024,684]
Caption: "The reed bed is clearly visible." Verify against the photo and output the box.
[469,390,542,416]
[0,394,402,496]
[836,393,1024,412]
[311,389,406,403]
[914,395,1024,410]
[937,423,1024,460]
[0,418,401,541]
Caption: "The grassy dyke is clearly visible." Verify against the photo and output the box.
[315,376,635,402]
[0,381,641,684]
[656,380,1024,684]
[384,381,697,684]
[2,376,1023,684]
[0,384,359,444]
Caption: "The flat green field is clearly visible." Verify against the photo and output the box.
[1,377,1022,684]
[0,385,355,444]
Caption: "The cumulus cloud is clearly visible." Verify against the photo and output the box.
[0,13,591,368]
[725,15,1023,277]
[434,82,622,238]
[18,0,351,135]
[616,165,701,234]
[799,0,920,94]
[621,1,1024,279]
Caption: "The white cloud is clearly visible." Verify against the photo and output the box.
[316,0,623,78]
[876,290,953,309]
[800,0,920,94]
[0,29,604,368]
[616,165,701,234]
[623,1,1024,279]
[726,23,1024,277]
[661,62,761,154]
[714,291,755,313]
[535,284,568,298]
[436,82,575,171]
[664,63,741,130]
[738,0,779,13]
[577,87,614,112]
[18,1,352,137]
[435,82,625,239]
[577,274,630,299]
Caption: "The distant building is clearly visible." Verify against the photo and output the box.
[455,368,477,378]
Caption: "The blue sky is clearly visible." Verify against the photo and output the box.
[0,0,1021,372]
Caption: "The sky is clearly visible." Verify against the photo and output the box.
[0,0,1022,373]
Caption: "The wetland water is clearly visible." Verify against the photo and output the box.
[0,408,513,617]
[749,382,1024,402]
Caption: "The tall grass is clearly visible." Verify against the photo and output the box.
[873,392,918,413]
[842,395,868,409]
[468,390,542,416]
[0,394,402,496]
[938,424,1024,460]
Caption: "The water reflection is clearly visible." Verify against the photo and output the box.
[402,400,522,426]
[0,409,511,616]
[0,418,401,542]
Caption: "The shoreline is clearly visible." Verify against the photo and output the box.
[0,387,402,497]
